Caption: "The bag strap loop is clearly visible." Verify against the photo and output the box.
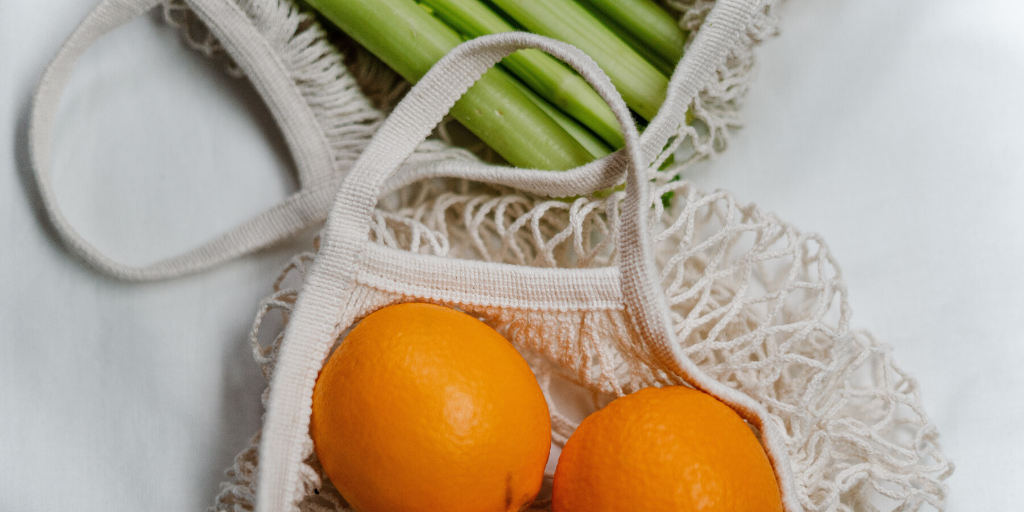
[29,0,338,280]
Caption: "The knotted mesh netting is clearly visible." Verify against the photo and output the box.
[211,171,951,511]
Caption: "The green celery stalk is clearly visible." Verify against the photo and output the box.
[305,0,595,170]
[578,0,687,65]
[419,0,624,149]
[576,0,677,77]
[487,0,669,120]
[511,80,611,159]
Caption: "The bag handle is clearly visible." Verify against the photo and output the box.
[260,22,800,512]
[29,0,339,281]
[316,33,668,351]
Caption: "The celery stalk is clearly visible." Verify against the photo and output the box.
[419,0,624,149]
[305,0,595,170]
[576,1,677,77]
[578,0,687,65]
[487,0,669,120]
[512,80,611,159]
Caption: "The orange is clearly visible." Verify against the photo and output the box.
[552,386,782,512]
[311,303,551,512]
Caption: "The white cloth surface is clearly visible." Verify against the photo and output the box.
[1,0,1020,510]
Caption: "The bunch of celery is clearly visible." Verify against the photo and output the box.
[305,0,686,170]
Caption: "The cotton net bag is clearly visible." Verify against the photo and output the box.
[28,0,952,511]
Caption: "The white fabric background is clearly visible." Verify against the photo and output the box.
[1,0,1021,510]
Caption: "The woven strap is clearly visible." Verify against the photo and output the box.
[28,0,338,281]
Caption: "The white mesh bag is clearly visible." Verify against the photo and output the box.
[28,0,952,510]
[222,33,953,512]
